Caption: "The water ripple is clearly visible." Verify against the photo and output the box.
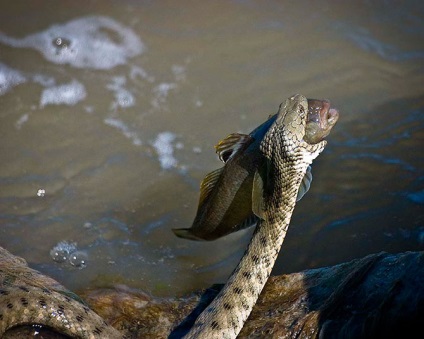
[334,22,424,62]
[340,153,416,172]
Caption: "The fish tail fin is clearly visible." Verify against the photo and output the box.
[172,228,205,241]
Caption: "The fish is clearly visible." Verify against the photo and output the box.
[172,98,339,241]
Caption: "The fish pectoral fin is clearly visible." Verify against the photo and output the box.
[252,170,265,220]
[296,165,313,201]
[172,228,205,241]
[198,167,223,207]
[214,133,253,163]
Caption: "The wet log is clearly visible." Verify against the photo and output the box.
[1,246,423,338]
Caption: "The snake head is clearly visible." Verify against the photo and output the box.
[275,94,309,144]
[266,94,338,164]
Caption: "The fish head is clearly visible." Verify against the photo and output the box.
[304,99,339,144]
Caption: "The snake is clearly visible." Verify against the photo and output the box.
[184,94,331,338]
[0,94,336,338]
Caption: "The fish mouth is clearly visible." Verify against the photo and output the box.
[304,99,339,144]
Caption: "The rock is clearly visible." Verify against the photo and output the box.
[1,246,423,338]
[239,251,424,338]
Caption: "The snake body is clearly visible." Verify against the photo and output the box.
[0,249,123,338]
[0,285,123,338]
[184,94,328,338]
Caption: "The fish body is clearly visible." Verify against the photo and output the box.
[173,99,338,241]
[173,120,270,240]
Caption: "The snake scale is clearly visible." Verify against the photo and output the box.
[0,94,333,338]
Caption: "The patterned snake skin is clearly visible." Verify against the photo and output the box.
[0,245,123,338]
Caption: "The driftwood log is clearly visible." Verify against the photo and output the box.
[1,246,423,338]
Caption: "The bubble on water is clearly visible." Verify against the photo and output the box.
[53,37,72,51]
[36,188,46,197]
[68,250,88,268]
[50,249,67,263]
[50,241,77,263]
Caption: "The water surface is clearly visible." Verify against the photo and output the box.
[0,0,423,297]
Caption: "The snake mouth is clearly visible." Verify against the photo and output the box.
[304,99,339,144]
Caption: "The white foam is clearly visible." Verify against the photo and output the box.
[31,74,56,87]
[15,113,29,129]
[106,76,136,110]
[0,16,145,70]
[171,64,186,82]
[151,132,178,170]
[84,106,94,113]
[40,80,86,107]
[36,188,46,197]
[192,146,202,154]
[0,62,26,95]
[104,117,142,146]
[151,82,177,109]
[130,65,155,83]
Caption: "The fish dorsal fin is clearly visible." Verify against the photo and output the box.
[296,165,312,201]
[252,169,265,220]
[215,133,253,163]
[198,167,223,207]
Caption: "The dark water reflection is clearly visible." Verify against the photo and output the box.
[0,1,423,297]
[274,95,424,275]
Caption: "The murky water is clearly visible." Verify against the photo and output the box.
[0,1,423,298]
